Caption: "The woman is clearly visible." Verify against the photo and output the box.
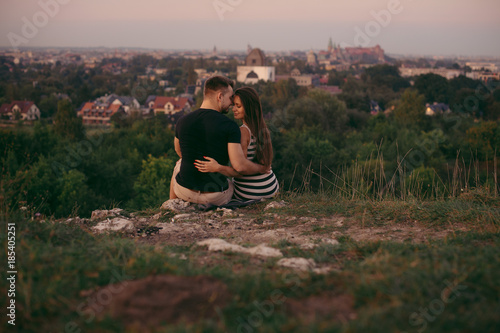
[194,86,279,200]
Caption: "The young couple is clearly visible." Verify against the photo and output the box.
[169,75,278,206]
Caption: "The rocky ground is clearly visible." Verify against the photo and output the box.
[59,199,476,331]
[66,198,470,273]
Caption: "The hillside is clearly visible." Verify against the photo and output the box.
[2,193,499,332]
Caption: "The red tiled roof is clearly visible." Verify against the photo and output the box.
[81,102,95,111]
[106,104,123,114]
[1,101,37,114]
[152,96,171,110]
[78,102,95,116]
[10,101,35,114]
[152,96,192,111]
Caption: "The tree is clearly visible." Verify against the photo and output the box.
[363,64,410,92]
[53,99,84,141]
[393,89,425,128]
[307,89,348,133]
[414,73,451,103]
[465,121,499,160]
[131,155,176,209]
[38,95,58,118]
[57,169,97,217]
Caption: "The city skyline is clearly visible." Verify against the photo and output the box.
[0,0,499,57]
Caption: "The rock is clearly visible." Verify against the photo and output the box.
[299,217,317,223]
[91,208,124,221]
[92,218,135,234]
[161,199,191,212]
[197,239,283,258]
[245,244,283,258]
[152,213,163,221]
[300,243,317,250]
[197,239,246,253]
[172,213,193,221]
[64,217,88,225]
[322,238,340,246]
[312,267,338,275]
[217,208,236,217]
[277,257,316,271]
[157,223,182,234]
[264,201,287,211]
[299,238,340,250]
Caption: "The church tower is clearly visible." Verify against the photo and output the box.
[328,37,334,53]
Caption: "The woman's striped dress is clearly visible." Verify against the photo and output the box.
[233,124,279,200]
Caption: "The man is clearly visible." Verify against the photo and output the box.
[170,76,268,205]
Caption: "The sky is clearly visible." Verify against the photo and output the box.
[0,0,499,56]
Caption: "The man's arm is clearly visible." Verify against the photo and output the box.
[194,157,242,177]
[228,142,269,175]
[174,137,182,158]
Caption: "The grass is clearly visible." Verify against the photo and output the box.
[1,191,499,333]
[274,191,499,232]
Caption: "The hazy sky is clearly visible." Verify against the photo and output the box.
[0,0,499,56]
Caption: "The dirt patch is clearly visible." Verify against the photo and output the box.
[85,275,230,330]
[137,212,468,248]
[286,292,356,324]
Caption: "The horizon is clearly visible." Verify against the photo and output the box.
[1,0,499,57]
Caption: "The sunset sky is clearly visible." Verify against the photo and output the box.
[1,0,499,56]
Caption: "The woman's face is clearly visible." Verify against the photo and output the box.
[232,95,245,120]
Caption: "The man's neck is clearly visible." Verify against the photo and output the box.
[200,99,220,112]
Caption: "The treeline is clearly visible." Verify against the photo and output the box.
[1,110,177,217]
[1,61,499,217]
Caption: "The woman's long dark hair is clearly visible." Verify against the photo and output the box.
[234,87,273,168]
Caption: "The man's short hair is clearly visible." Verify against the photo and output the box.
[204,76,234,96]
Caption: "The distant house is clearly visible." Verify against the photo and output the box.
[0,101,40,120]
[276,69,320,87]
[425,103,451,116]
[97,94,140,114]
[147,96,194,116]
[370,100,381,115]
[77,101,126,126]
[290,69,320,87]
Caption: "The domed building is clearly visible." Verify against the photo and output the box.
[246,48,266,66]
[237,48,275,84]
[307,49,318,68]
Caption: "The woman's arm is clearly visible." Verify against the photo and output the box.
[194,157,242,177]
[240,126,250,158]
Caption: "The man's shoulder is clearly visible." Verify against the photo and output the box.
[178,108,238,132]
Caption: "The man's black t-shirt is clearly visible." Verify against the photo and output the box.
[175,108,241,192]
